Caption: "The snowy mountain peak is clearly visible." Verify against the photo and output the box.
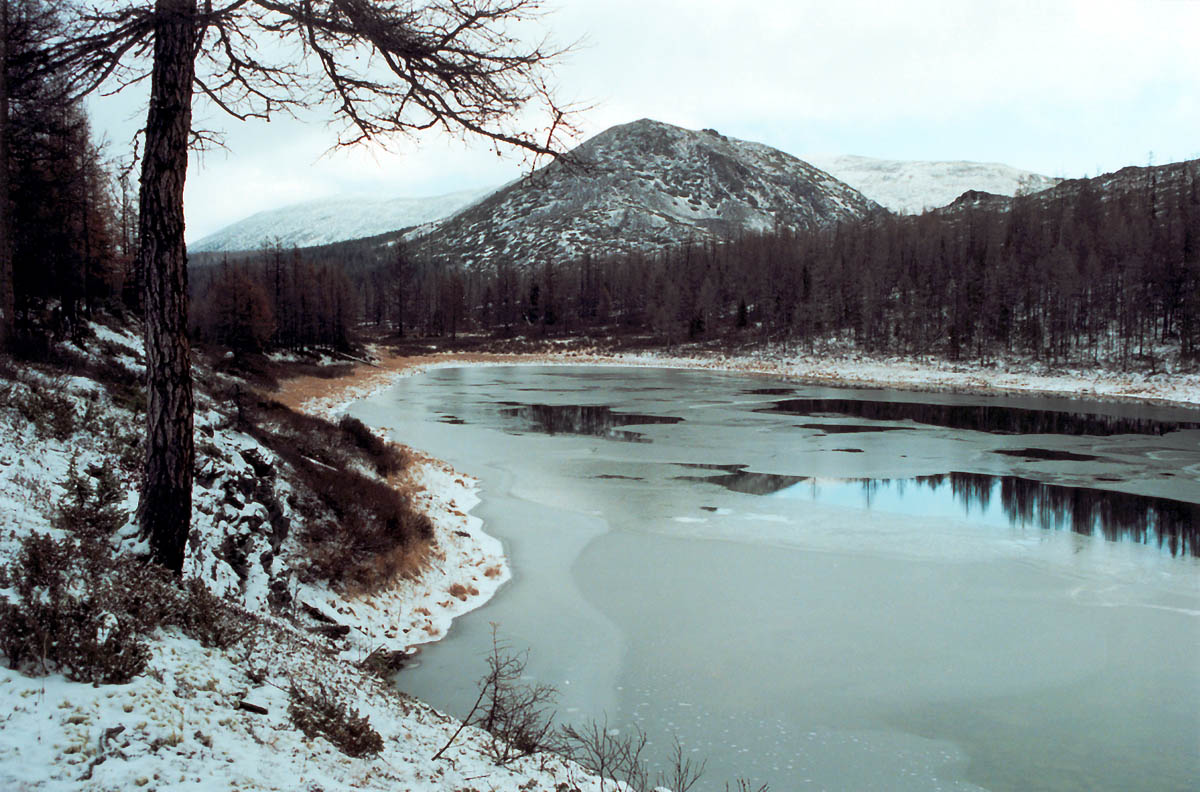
[189,186,495,253]
[805,154,1061,215]
[407,119,883,269]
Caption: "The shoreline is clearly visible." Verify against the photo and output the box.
[278,347,1200,412]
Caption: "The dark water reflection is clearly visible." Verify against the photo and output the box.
[763,398,1200,436]
[796,423,912,434]
[993,448,1101,462]
[688,466,1199,557]
[744,387,796,395]
[496,402,683,442]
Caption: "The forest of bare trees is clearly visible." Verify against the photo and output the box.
[198,158,1200,369]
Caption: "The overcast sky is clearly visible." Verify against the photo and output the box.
[88,0,1200,244]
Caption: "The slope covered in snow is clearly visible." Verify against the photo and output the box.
[408,118,883,270]
[0,323,617,792]
[806,154,1061,214]
[189,187,495,253]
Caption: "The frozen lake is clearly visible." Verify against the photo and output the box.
[350,365,1200,791]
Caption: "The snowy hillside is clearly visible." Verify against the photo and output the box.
[806,154,1061,214]
[0,322,625,792]
[408,118,882,270]
[189,187,495,253]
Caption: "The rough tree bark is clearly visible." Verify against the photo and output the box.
[135,0,196,573]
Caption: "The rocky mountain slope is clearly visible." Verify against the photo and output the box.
[189,187,493,253]
[805,154,1061,214]
[406,118,883,269]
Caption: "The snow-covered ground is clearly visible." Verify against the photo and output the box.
[0,323,614,792]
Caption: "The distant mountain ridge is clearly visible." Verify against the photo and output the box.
[188,187,494,253]
[805,154,1061,215]
[407,118,882,269]
[191,120,1079,261]
[935,159,1198,218]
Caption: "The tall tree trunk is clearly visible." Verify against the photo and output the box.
[0,0,13,350]
[136,0,196,574]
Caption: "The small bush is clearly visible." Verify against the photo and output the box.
[172,578,253,650]
[15,386,76,440]
[473,629,558,764]
[434,628,559,766]
[0,533,149,684]
[358,647,412,678]
[300,465,433,591]
[0,522,254,685]
[288,684,383,758]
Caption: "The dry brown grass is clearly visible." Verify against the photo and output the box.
[237,396,433,593]
[269,349,621,415]
[347,534,433,597]
[447,582,480,601]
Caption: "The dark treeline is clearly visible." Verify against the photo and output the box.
[1,0,133,355]
[193,159,1200,369]
[190,243,355,353]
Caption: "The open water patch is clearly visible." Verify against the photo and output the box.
[796,423,913,434]
[494,402,683,442]
[675,464,807,496]
[993,448,1101,462]
[762,399,1200,436]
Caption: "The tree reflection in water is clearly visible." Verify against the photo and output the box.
[686,465,1199,557]
[917,472,1199,557]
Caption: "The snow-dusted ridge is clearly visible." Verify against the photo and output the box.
[189,185,497,253]
[408,118,884,270]
[806,153,1062,215]
[189,120,1077,267]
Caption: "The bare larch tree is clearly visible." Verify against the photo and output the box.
[50,0,575,573]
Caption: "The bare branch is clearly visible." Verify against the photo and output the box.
[54,1,580,161]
